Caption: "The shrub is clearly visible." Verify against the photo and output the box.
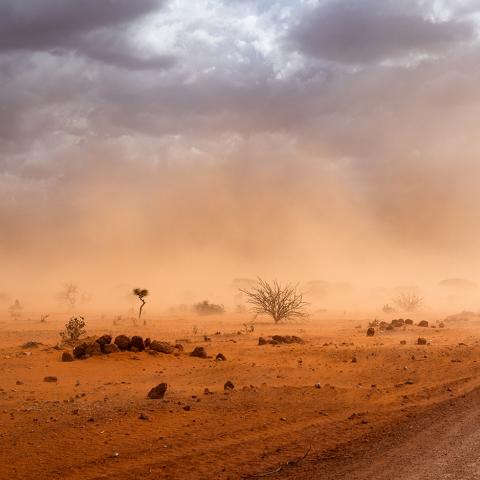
[194,300,225,316]
[60,316,86,343]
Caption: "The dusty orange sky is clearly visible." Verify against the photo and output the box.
[1,0,480,313]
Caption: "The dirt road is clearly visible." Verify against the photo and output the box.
[278,387,480,480]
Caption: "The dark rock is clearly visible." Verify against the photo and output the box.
[183,405,191,411]
[174,343,184,352]
[114,335,130,351]
[405,319,414,325]
[73,343,88,359]
[21,341,41,349]
[190,346,208,358]
[84,342,102,357]
[103,343,120,354]
[144,338,151,348]
[224,380,235,390]
[139,413,149,420]
[129,336,145,352]
[61,352,74,362]
[44,376,58,383]
[258,337,268,345]
[351,356,357,363]
[417,337,428,345]
[438,322,445,328]
[96,335,112,347]
[400,340,407,345]
[216,353,227,361]
[366,327,375,337]
[150,341,175,354]
[147,383,167,399]
[390,319,405,328]
[418,320,429,328]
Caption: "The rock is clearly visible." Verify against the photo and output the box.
[183,405,191,411]
[16,380,24,385]
[150,341,175,354]
[44,376,58,383]
[174,343,184,352]
[103,343,120,354]
[114,335,131,351]
[390,319,405,328]
[314,383,322,389]
[366,327,375,337]
[386,325,394,331]
[418,320,429,328]
[400,340,407,345]
[139,413,149,420]
[61,352,74,362]
[438,322,445,328]
[144,338,151,348]
[417,337,428,345]
[96,335,112,347]
[405,319,414,325]
[258,337,268,345]
[147,383,167,399]
[190,346,208,359]
[351,356,358,363]
[129,336,145,352]
[73,343,88,359]
[21,341,41,349]
[224,380,235,390]
[216,353,226,361]
[271,335,304,344]
[84,342,102,357]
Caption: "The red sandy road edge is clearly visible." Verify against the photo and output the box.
[258,385,480,480]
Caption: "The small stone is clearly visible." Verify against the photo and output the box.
[216,353,226,361]
[224,380,235,391]
[43,376,58,383]
[182,405,191,411]
[16,380,24,385]
[258,337,268,345]
[417,337,427,345]
[366,327,375,337]
[147,383,167,399]
[314,383,321,389]
[139,413,149,420]
[190,347,208,359]
[150,341,175,354]
[62,352,74,362]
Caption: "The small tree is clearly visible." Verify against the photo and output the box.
[240,278,309,324]
[393,293,423,312]
[58,283,79,310]
[60,316,86,343]
[133,288,149,324]
[9,299,22,320]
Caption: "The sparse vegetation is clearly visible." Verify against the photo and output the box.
[393,293,424,312]
[58,283,79,310]
[382,304,395,314]
[194,300,225,316]
[240,278,309,324]
[8,299,23,320]
[60,316,86,343]
[40,314,49,323]
[133,288,149,324]
[242,321,255,334]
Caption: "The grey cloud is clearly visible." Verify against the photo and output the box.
[0,0,172,70]
[290,0,477,64]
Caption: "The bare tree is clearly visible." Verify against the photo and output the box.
[393,293,423,312]
[133,288,149,324]
[240,278,309,323]
[58,283,79,310]
[9,299,22,320]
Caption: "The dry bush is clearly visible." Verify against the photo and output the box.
[60,316,86,343]
[240,278,308,324]
[393,293,424,312]
[194,300,225,316]
[133,288,149,324]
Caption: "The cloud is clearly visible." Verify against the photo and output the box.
[290,0,476,64]
[0,0,172,69]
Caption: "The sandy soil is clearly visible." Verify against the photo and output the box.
[1,314,480,480]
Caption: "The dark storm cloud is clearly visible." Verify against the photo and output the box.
[0,0,172,69]
[290,0,477,64]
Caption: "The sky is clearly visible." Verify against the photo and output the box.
[1,0,480,312]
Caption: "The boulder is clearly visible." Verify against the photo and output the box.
[73,343,88,359]
[258,337,268,346]
[114,335,130,351]
[44,376,58,383]
[417,337,428,345]
[405,319,414,325]
[366,327,375,337]
[103,343,120,354]
[129,336,145,352]
[190,346,208,358]
[84,342,102,357]
[61,352,74,362]
[418,320,429,328]
[144,338,151,348]
[96,335,112,347]
[150,341,175,354]
[224,380,235,390]
[174,343,184,352]
[147,383,167,399]
[390,319,405,328]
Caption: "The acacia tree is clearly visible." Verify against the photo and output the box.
[240,278,308,324]
[58,283,78,310]
[133,288,149,324]
[393,293,423,312]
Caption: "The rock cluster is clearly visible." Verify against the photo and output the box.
[258,335,304,346]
